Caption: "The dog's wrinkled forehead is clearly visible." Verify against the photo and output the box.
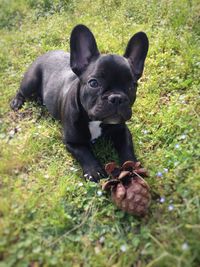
[86,54,133,85]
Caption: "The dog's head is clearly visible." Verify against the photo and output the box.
[70,24,149,124]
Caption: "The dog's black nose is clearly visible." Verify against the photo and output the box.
[108,94,128,105]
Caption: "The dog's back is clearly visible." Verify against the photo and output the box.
[11,50,77,119]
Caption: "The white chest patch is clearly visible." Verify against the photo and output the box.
[89,121,102,141]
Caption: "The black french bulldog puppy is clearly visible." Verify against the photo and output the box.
[10,24,149,182]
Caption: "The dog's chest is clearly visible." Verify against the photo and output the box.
[88,121,102,141]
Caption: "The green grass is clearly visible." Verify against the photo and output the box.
[0,0,200,266]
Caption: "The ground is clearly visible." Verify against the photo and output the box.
[0,0,200,266]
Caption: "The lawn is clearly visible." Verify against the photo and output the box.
[0,0,200,266]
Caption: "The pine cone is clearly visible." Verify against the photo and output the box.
[102,161,151,216]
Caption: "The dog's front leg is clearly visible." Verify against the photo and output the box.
[66,142,107,182]
[106,124,137,165]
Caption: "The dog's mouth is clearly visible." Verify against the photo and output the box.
[102,114,123,124]
[87,96,133,124]
[89,108,132,124]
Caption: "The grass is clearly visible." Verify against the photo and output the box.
[0,0,200,266]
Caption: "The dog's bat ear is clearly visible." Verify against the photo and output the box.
[124,32,149,80]
[70,24,100,76]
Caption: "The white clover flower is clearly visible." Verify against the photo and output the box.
[179,95,185,100]
[157,172,163,177]
[142,129,148,134]
[120,245,127,252]
[97,190,102,196]
[160,197,165,203]
[182,242,189,251]
[168,204,174,211]
[180,134,186,140]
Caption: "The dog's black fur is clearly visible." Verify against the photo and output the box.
[10,24,149,182]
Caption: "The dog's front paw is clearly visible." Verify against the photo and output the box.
[10,96,24,111]
[83,165,107,183]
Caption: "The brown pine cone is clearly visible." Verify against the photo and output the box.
[102,161,151,216]
[111,176,151,216]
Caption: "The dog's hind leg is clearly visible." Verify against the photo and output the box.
[10,63,42,111]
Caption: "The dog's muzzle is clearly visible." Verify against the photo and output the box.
[106,93,129,105]
[88,93,132,123]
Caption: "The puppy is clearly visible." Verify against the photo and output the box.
[10,24,149,182]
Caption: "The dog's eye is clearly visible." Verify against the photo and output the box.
[88,79,99,88]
